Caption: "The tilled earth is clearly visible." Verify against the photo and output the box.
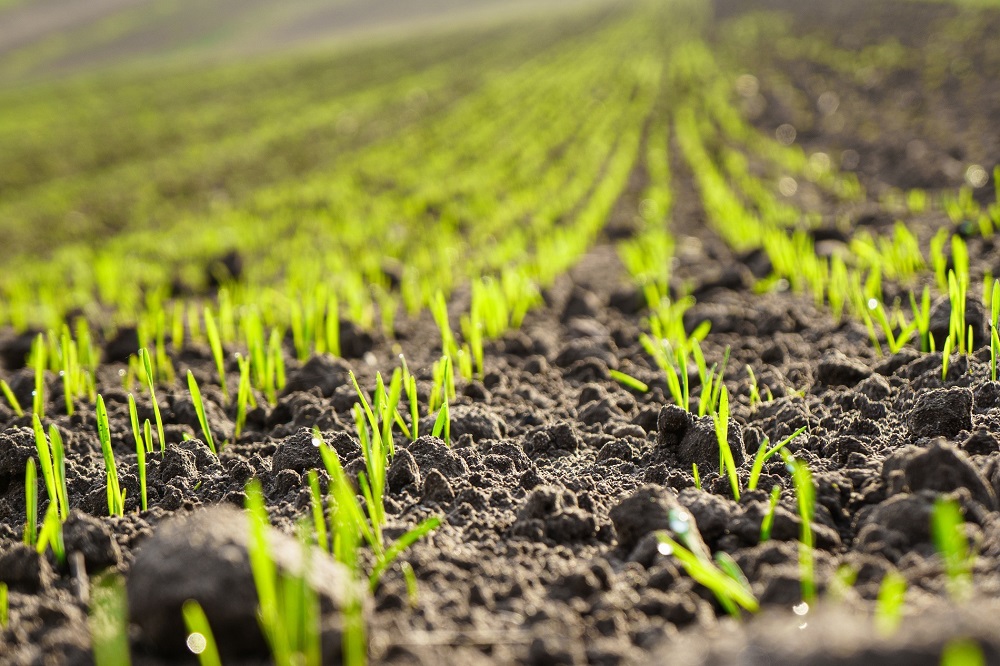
[5,0,1000,664]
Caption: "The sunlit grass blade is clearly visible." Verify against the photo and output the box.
[187,371,217,455]
[748,425,807,491]
[140,348,166,453]
[181,600,223,666]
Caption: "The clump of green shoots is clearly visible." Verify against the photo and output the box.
[96,395,126,517]
[656,510,758,617]
[187,371,217,455]
[33,415,69,521]
[315,428,441,593]
[245,481,322,666]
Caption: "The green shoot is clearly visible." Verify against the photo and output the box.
[89,575,133,666]
[932,497,972,600]
[0,379,23,417]
[748,426,807,491]
[140,349,166,453]
[942,336,953,381]
[36,501,65,566]
[992,326,1000,382]
[204,308,230,404]
[24,458,37,546]
[432,398,450,447]
[0,582,7,628]
[711,386,740,500]
[781,450,815,602]
[656,532,758,616]
[182,600,223,666]
[609,369,649,393]
[48,425,69,521]
[32,333,45,419]
[235,353,253,441]
[136,427,147,512]
[187,371,217,455]
[692,463,701,490]
[760,485,780,542]
[96,395,125,517]
[874,571,907,635]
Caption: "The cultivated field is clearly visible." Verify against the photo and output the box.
[3,0,1000,663]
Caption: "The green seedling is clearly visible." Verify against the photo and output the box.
[0,379,23,417]
[234,353,254,441]
[748,426,807,491]
[24,459,37,546]
[187,371,217,455]
[932,497,973,600]
[89,575,132,666]
[712,386,740,500]
[781,449,815,602]
[204,308,229,404]
[942,336,953,381]
[874,571,907,635]
[32,415,61,520]
[48,425,69,521]
[32,333,45,419]
[182,600,223,666]
[96,395,125,517]
[36,501,65,566]
[657,532,758,617]
[760,485,780,542]
[139,349,166,453]
[610,369,649,393]
[692,463,701,490]
[432,398,450,447]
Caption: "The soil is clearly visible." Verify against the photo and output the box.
[5,0,1000,665]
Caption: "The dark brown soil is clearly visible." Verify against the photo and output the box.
[5,1,1000,665]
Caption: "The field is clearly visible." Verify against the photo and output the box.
[3,0,1000,663]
